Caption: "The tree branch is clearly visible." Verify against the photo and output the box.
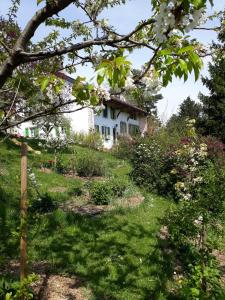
[0,0,76,89]
[0,40,11,53]
[0,12,155,89]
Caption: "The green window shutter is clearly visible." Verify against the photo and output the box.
[25,128,29,137]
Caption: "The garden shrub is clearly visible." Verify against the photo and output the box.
[90,176,130,205]
[90,181,113,205]
[164,163,225,299]
[162,121,225,299]
[55,155,68,174]
[30,192,57,213]
[130,138,175,196]
[112,135,137,159]
[203,136,225,165]
[109,176,129,197]
[130,120,225,199]
[68,185,83,196]
[75,154,106,177]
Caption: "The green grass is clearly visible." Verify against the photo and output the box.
[0,137,174,299]
[28,196,172,300]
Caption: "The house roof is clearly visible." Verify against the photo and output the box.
[56,71,147,116]
[105,96,147,116]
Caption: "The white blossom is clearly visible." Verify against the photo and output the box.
[124,76,135,91]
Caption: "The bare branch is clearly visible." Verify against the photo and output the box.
[0,78,21,127]
[194,26,221,31]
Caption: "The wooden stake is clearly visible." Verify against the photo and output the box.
[20,143,28,284]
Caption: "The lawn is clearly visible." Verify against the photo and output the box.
[0,137,174,300]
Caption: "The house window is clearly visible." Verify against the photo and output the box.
[120,122,127,135]
[101,126,110,140]
[61,127,66,134]
[128,124,140,136]
[30,127,39,137]
[95,125,100,133]
[30,127,39,138]
[103,105,108,118]
[129,113,137,120]
[110,108,116,120]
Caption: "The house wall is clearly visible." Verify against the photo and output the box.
[94,104,146,149]
[69,105,93,134]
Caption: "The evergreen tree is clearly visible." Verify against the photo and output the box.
[178,96,202,120]
[166,96,202,134]
[198,27,225,142]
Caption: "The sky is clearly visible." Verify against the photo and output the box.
[0,0,224,121]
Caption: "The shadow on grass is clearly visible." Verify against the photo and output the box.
[29,206,176,300]
[0,187,20,261]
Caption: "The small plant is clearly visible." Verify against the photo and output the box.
[75,154,106,177]
[109,177,129,197]
[180,260,224,300]
[55,155,68,174]
[0,274,37,300]
[73,131,103,150]
[41,160,55,169]
[112,135,136,159]
[68,185,83,196]
[90,181,113,205]
[30,193,56,213]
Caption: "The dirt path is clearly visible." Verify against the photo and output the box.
[0,261,90,300]
[59,194,145,216]
[34,275,89,300]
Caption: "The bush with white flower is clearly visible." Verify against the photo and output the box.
[162,120,225,298]
[171,119,208,201]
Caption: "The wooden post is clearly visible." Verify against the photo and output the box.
[20,143,28,285]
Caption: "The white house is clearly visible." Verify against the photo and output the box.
[12,73,148,149]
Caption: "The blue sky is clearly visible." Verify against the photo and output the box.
[0,0,224,120]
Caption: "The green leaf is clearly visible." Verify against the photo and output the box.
[183,71,188,82]
[158,49,172,56]
[189,52,201,65]
[97,74,104,86]
[177,45,194,54]
[193,64,200,81]
[37,0,44,5]
[179,59,188,73]
[40,77,49,91]
[187,61,193,73]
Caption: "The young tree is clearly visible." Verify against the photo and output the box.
[0,0,222,131]
[198,26,225,142]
